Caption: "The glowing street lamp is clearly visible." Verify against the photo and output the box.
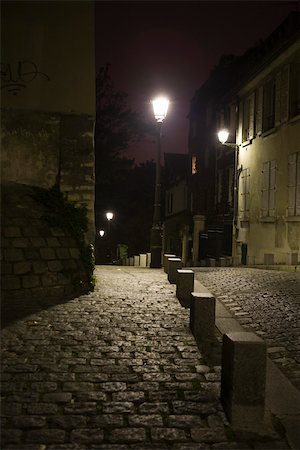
[217,129,230,145]
[150,96,169,268]
[152,97,169,123]
[99,229,105,237]
[217,128,239,260]
[106,211,114,221]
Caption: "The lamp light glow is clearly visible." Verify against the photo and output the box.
[218,129,230,144]
[106,212,113,221]
[152,97,169,123]
[99,230,105,237]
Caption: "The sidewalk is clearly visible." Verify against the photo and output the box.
[0,266,292,449]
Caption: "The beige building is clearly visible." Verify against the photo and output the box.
[188,12,300,267]
[234,16,300,265]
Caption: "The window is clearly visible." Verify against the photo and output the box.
[240,168,250,218]
[261,160,276,217]
[290,59,300,118]
[263,78,276,131]
[288,151,300,216]
[191,155,197,175]
[167,192,173,214]
[242,95,254,141]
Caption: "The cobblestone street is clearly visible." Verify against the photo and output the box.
[1,266,292,449]
[195,268,300,391]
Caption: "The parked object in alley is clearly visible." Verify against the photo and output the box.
[139,253,147,267]
[176,269,194,307]
[190,292,216,341]
[163,253,176,273]
[167,257,182,284]
[221,331,267,430]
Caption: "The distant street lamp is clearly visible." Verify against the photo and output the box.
[106,212,114,221]
[105,211,114,263]
[217,128,240,260]
[99,229,105,237]
[150,96,169,268]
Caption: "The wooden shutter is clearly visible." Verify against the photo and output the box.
[288,153,297,216]
[240,170,246,214]
[256,86,263,134]
[248,93,255,140]
[281,65,290,122]
[237,102,243,144]
[275,72,281,126]
[269,160,276,217]
[261,162,269,217]
[297,153,300,215]
[245,168,250,213]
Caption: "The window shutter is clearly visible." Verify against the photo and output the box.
[248,93,255,139]
[275,73,281,126]
[240,171,245,213]
[296,153,300,215]
[281,65,290,122]
[256,86,263,134]
[269,160,276,216]
[237,102,243,144]
[261,162,269,217]
[288,153,297,216]
[245,168,250,212]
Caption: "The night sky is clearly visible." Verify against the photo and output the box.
[96,1,299,163]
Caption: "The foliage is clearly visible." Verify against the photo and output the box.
[95,64,157,258]
[31,184,95,290]
[95,64,154,158]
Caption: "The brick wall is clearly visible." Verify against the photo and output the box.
[1,183,90,325]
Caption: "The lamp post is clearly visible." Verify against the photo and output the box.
[150,96,169,268]
[217,129,239,263]
[99,229,105,237]
[105,211,114,263]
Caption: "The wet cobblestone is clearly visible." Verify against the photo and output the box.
[1,266,291,448]
[195,267,300,390]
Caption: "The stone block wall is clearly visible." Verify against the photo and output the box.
[1,183,89,324]
[1,109,95,243]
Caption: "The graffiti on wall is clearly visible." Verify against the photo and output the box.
[1,60,50,95]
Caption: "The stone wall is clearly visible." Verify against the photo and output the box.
[1,109,95,243]
[1,183,90,325]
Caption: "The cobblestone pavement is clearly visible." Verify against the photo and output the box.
[195,268,300,391]
[1,266,291,449]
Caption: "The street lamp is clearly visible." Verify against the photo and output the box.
[99,229,105,237]
[217,128,239,262]
[150,96,169,268]
[105,211,114,263]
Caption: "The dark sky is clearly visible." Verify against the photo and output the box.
[96,1,299,163]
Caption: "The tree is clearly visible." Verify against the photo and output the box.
[95,65,156,262]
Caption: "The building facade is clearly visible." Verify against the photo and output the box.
[187,12,300,266]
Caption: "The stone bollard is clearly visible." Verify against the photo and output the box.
[134,255,140,266]
[146,253,151,267]
[167,258,182,284]
[221,332,266,429]
[176,269,194,308]
[163,254,176,273]
[139,254,147,267]
[190,292,215,341]
[219,257,226,267]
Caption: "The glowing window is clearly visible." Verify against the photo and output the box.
[191,156,197,174]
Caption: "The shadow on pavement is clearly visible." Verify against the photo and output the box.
[1,293,81,328]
